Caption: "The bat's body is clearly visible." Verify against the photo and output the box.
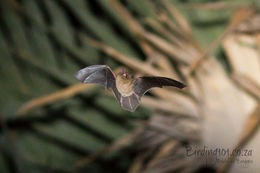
[75,65,186,112]
[116,75,134,97]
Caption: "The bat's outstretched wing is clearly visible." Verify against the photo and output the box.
[133,76,186,99]
[75,65,121,102]
[75,65,115,88]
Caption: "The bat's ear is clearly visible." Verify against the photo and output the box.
[114,67,124,75]
[115,66,133,73]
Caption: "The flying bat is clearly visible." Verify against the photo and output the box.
[75,65,186,112]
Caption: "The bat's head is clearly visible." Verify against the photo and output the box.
[117,68,133,81]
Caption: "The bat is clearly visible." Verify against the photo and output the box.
[75,65,186,112]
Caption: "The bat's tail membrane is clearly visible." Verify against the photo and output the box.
[121,94,140,112]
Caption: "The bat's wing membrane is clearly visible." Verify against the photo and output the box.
[120,94,140,112]
[75,65,115,88]
[133,76,186,99]
[75,65,121,101]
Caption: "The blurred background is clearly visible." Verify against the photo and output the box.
[1,0,260,172]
